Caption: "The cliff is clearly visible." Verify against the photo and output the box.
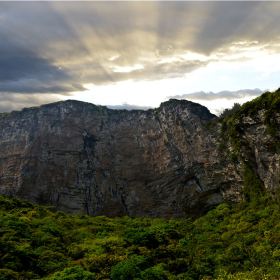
[0,90,279,216]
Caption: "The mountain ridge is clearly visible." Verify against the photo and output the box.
[1,97,216,119]
[0,89,279,216]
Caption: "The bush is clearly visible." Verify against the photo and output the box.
[141,265,167,280]
[45,266,95,280]
[0,269,19,280]
[110,255,147,280]
[124,228,161,248]
[1,193,280,279]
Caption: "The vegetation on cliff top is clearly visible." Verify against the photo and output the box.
[0,194,280,280]
[220,88,280,147]
[218,89,280,201]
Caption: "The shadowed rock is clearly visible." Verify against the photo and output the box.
[0,93,279,217]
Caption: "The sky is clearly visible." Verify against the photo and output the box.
[0,1,280,115]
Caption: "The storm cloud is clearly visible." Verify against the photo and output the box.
[0,2,279,111]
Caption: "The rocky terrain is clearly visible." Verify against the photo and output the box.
[0,90,279,217]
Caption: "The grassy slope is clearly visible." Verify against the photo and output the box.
[0,195,279,280]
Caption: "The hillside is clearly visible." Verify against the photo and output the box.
[214,89,280,202]
[0,90,279,279]
[0,89,279,217]
[0,194,280,280]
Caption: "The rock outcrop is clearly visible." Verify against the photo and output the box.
[0,91,279,217]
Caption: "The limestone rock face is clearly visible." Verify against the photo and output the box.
[229,110,280,195]
[0,97,278,216]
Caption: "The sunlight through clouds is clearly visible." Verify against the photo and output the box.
[0,2,279,112]
[69,40,280,114]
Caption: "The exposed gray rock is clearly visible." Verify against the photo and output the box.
[0,97,278,217]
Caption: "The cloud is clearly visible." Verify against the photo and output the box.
[0,89,263,115]
[107,103,151,111]
[0,92,62,113]
[168,89,264,116]
[170,89,263,101]
[1,2,280,88]
[0,2,279,112]
[0,33,84,94]
[0,39,65,83]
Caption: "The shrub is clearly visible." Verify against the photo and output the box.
[110,255,147,280]
[140,265,167,280]
[0,269,19,280]
[45,266,95,280]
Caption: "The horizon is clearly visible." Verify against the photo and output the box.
[1,2,280,114]
[1,88,276,118]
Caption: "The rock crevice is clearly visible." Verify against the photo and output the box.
[0,95,279,217]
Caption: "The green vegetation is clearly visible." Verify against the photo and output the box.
[0,112,9,119]
[237,89,280,118]
[0,195,280,279]
[0,90,279,279]
[219,89,280,201]
[242,163,263,202]
[220,89,280,120]
[220,89,280,151]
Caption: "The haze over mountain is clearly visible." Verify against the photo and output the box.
[169,88,263,115]
[0,89,264,115]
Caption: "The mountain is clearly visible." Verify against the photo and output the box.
[0,89,279,217]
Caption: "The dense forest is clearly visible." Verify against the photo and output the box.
[0,193,279,280]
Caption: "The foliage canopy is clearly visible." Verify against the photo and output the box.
[0,194,279,279]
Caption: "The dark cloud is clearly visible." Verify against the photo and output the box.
[0,34,84,94]
[0,81,83,94]
[0,39,65,83]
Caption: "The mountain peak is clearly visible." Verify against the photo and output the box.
[159,98,216,120]
[0,90,279,217]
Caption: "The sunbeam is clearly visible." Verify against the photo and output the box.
[0,2,280,112]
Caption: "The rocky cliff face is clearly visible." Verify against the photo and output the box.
[0,91,279,217]
[219,91,280,200]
